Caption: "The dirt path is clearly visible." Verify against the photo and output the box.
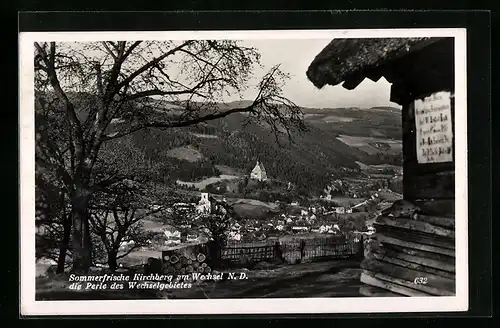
[167,260,363,299]
[36,260,363,300]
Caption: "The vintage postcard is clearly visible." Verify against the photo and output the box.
[19,28,468,315]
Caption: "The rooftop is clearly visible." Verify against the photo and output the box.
[306,37,445,90]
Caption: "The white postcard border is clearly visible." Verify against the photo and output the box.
[19,28,468,315]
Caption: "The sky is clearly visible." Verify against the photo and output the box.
[235,39,396,109]
[55,39,397,109]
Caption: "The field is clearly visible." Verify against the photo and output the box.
[376,191,403,202]
[166,145,204,162]
[337,134,402,155]
[176,174,240,190]
[175,164,245,190]
[191,133,219,139]
[301,106,402,140]
[114,102,403,193]
[355,161,402,173]
[317,115,355,123]
[214,165,245,176]
[327,196,366,207]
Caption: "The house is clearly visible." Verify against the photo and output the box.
[290,201,299,206]
[250,160,268,181]
[254,231,267,240]
[366,226,376,236]
[319,225,332,233]
[149,204,163,212]
[196,192,211,214]
[301,209,309,216]
[164,228,181,239]
[173,202,191,208]
[231,222,242,231]
[292,226,309,233]
[119,239,136,251]
[335,207,345,214]
[307,37,457,297]
[351,201,369,212]
[228,231,242,241]
[186,234,198,242]
[311,226,321,233]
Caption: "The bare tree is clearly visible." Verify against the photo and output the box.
[164,196,236,268]
[35,165,72,273]
[196,198,237,268]
[88,180,161,271]
[34,40,305,273]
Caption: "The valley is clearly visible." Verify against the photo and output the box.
[108,100,403,195]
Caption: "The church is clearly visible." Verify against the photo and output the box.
[250,161,268,181]
[195,192,212,214]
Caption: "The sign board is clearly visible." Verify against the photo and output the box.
[414,91,453,164]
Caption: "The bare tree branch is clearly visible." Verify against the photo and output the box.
[117,40,195,90]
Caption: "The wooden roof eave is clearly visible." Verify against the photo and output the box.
[307,37,447,91]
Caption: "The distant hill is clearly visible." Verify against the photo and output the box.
[37,92,402,193]
[113,100,402,192]
[300,105,401,140]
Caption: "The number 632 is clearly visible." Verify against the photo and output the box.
[414,277,428,284]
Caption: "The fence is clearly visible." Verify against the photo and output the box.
[221,244,277,263]
[221,236,363,265]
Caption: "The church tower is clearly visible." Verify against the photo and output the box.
[250,160,268,181]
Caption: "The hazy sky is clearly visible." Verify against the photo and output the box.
[58,39,396,109]
[236,39,396,109]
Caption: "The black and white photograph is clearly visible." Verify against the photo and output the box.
[19,28,468,315]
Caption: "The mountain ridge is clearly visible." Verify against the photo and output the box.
[36,92,402,193]
[116,99,402,192]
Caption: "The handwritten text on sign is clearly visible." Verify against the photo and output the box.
[414,91,453,163]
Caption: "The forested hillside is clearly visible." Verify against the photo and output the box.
[42,93,402,192]
[109,100,402,192]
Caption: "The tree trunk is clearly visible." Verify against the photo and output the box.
[56,216,72,274]
[108,250,118,272]
[70,186,93,273]
[207,240,222,269]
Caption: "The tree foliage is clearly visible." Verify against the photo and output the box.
[34,40,305,272]
[89,179,165,271]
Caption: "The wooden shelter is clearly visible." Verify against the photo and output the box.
[307,37,456,296]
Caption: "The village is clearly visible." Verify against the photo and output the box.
[31,36,459,302]
[118,159,402,260]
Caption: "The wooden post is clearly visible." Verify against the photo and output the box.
[299,240,306,261]
[358,235,365,260]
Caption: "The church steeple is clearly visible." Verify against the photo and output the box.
[250,160,268,181]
